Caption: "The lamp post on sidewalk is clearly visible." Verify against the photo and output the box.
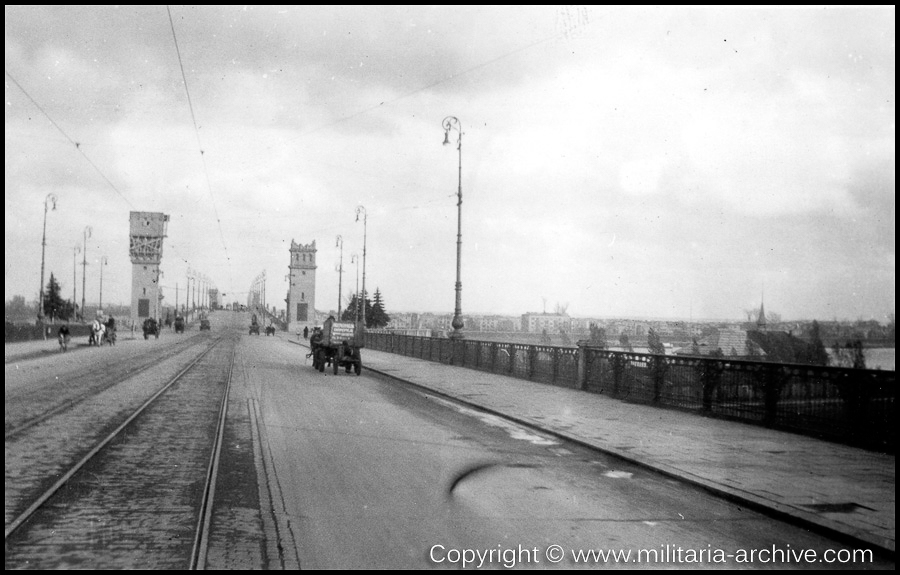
[442,115,464,339]
[81,226,92,320]
[39,194,58,324]
[335,235,344,319]
[99,256,108,312]
[72,245,81,321]
[351,253,360,324]
[355,206,367,327]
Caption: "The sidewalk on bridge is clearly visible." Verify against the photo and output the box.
[290,337,894,556]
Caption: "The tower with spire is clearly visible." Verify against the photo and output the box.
[757,297,767,332]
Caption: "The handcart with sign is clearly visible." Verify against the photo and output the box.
[309,316,363,375]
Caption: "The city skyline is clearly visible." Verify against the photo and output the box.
[5,6,895,324]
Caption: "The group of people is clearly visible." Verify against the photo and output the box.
[57,316,116,352]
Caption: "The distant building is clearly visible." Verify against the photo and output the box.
[520,312,571,333]
[675,301,826,365]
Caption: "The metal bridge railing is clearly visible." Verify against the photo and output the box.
[364,332,895,453]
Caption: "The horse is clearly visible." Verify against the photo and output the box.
[90,320,105,347]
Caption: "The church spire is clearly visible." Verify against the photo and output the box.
[757,297,767,331]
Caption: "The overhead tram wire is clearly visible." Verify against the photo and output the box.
[8,68,215,298]
[166,5,233,289]
[5,70,135,210]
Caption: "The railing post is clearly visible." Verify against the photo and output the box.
[552,347,559,383]
[576,340,587,390]
[613,352,624,397]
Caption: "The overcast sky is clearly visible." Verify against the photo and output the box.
[5,5,895,322]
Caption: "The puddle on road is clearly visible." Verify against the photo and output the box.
[603,470,634,479]
[432,397,559,446]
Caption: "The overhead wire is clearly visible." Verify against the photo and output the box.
[166,5,233,289]
[5,70,136,210]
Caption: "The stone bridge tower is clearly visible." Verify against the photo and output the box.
[129,212,169,327]
[287,239,316,334]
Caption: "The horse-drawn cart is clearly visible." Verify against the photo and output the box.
[309,316,363,375]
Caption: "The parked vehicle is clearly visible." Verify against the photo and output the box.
[200,318,211,331]
[174,315,185,333]
[309,316,363,375]
[143,318,160,340]
[265,325,276,336]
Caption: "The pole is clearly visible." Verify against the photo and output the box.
[442,116,464,339]
[72,246,80,321]
[99,256,107,311]
[81,226,91,321]
[336,235,343,319]
[39,194,57,323]
[356,206,367,327]
[351,253,359,324]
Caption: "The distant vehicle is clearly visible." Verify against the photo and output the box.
[200,318,211,331]
[265,325,276,336]
[143,318,160,340]
[249,314,260,335]
[174,315,185,333]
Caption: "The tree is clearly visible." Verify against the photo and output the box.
[341,293,361,322]
[832,340,866,369]
[368,288,390,328]
[5,295,33,322]
[647,327,665,355]
[807,320,830,366]
[43,273,74,321]
[691,338,701,356]
[588,323,607,349]
[341,291,373,325]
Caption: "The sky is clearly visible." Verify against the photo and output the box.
[4,5,895,323]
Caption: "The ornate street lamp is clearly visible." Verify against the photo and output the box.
[442,115,464,339]
[39,194,57,324]
[355,205,367,327]
[351,253,360,324]
[81,226,92,320]
[72,245,81,321]
[335,235,344,319]
[99,256,108,312]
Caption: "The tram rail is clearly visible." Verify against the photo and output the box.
[5,334,237,569]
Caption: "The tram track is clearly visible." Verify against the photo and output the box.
[5,333,212,437]
[5,335,216,439]
[5,334,238,569]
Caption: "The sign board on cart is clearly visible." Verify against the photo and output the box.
[324,320,356,345]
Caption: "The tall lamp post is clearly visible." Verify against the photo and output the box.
[355,206,367,327]
[442,115,464,339]
[186,269,193,318]
[335,235,344,319]
[72,245,81,321]
[81,226,92,321]
[351,253,360,324]
[99,256,108,312]
[155,269,164,321]
[39,193,58,324]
